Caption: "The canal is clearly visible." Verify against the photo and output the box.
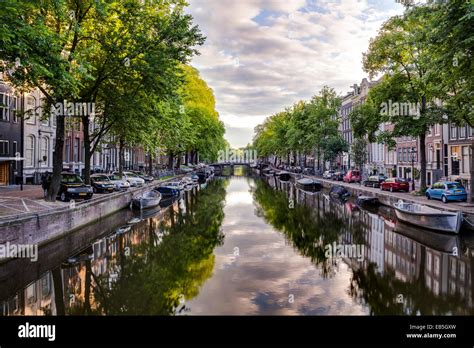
[2,168,474,315]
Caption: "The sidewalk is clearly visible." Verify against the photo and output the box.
[0,177,176,219]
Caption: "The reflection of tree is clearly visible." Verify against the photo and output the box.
[252,179,348,277]
[92,179,228,315]
[350,261,470,315]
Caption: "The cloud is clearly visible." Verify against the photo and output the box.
[187,0,404,147]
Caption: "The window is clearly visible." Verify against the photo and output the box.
[450,123,457,139]
[25,135,35,167]
[13,141,17,170]
[73,137,80,162]
[459,262,465,281]
[26,96,36,124]
[450,258,457,277]
[426,252,432,272]
[435,124,441,136]
[460,126,466,138]
[12,96,18,123]
[65,138,71,162]
[462,146,470,174]
[0,140,9,155]
[434,255,440,276]
[40,137,49,166]
[0,93,9,121]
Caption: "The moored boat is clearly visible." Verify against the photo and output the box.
[278,171,291,181]
[296,178,322,191]
[155,185,180,197]
[393,200,462,234]
[329,185,350,199]
[356,195,378,206]
[132,190,162,209]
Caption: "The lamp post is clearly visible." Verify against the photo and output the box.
[409,147,417,191]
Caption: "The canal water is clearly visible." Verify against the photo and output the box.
[1,168,473,315]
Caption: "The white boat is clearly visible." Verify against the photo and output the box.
[132,191,162,209]
[393,200,463,234]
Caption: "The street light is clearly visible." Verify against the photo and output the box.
[409,147,417,191]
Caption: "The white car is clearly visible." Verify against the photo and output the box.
[118,171,145,187]
[106,174,131,190]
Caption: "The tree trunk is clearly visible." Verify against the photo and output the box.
[470,139,474,202]
[419,96,427,191]
[185,152,189,165]
[168,151,174,170]
[118,138,125,176]
[47,114,65,201]
[176,154,181,169]
[52,267,65,315]
[82,116,91,184]
[419,133,427,191]
[148,152,153,176]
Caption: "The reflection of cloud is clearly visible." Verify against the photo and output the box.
[187,0,404,147]
[186,179,369,315]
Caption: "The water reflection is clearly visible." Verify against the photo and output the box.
[258,177,474,315]
[1,179,228,315]
[1,175,473,315]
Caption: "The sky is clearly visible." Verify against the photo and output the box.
[186,0,405,148]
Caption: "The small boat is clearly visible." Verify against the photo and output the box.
[329,185,350,199]
[394,220,461,253]
[180,177,195,188]
[356,195,378,206]
[296,178,322,191]
[116,225,132,235]
[393,200,463,234]
[196,171,207,182]
[132,190,162,209]
[155,185,180,197]
[278,171,291,181]
[167,181,185,191]
[127,217,142,224]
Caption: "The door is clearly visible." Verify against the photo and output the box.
[0,161,9,185]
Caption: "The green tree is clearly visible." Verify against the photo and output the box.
[351,137,367,175]
[361,5,445,190]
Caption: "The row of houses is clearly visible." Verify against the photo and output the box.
[0,78,168,186]
[337,78,472,188]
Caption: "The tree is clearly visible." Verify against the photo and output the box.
[0,0,204,198]
[428,0,474,200]
[361,5,444,191]
[351,138,368,175]
[322,135,349,168]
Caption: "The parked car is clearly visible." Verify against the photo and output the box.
[90,174,116,193]
[333,171,344,181]
[106,174,131,191]
[380,177,409,192]
[131,171,154,183]
[323,170,335,179]
[363,175,386,188]
[343,170,361,183]
[57,172,93,202]
[426,181,467,203]
[113,171,145,187]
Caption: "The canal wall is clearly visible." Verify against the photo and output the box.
[0,177,180,249]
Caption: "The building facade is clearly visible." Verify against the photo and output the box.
[0,77,22,185]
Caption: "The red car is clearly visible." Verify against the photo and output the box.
[343,170,361,183]
[380,178,409,192]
